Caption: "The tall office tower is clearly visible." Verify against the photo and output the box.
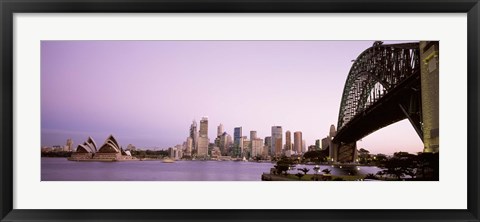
[233,127,243,157]
[197,137,209,157]
[189,120,198,152]
[275,138,282,156]
[185,137,193,156]
[238,137,244,157]
[329,124,337,138]
[315,139,321,150]
[234,127,242,149]
[294,131,303,154]
[302,139,307,153]
[264,136,271,146]
[218,132,229,155]
[215,124,224,151]
[65,138,73,151]
[199,117,208,137]
[251,138,264,158]
[285,131,292,151]
[264,136,272,155]
[322,137,329,151]
[214,136,221,148]
[250,131,257,140]
[326,124,338,161]
[242,137,250,157]
[263,145,269,157]
[234,127,242,143]
[249,131,257,156]
[196,117,209,157]
[217,124,224,137]
[227,134,233,149]
[271,126,282,155]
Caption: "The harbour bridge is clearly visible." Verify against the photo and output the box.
[330,41,439,163]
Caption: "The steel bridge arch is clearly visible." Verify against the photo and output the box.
[337,42,421,132]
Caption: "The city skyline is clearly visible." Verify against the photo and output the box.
[41,40,423,155]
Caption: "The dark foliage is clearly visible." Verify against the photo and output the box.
[364,173,378,180]
[302,150,328,163]
[298,167,310,175]
[41,151,72,157]
[274,157,295,175]
[295,173,305,180]
[379,151,439,180]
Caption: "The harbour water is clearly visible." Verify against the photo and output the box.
[41,157,382,181]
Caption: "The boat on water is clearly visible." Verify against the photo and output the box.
[162,158,175,163]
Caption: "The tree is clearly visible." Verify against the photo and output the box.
[298,167,310,175]
[322,168,331,174]
[358,148,371,164]
[364,173,378,180]
[372,153,388,165]
[380,152,417,180]
[416,152,439,180]
[274,157,295,175]
[312,166,321,181]
[381,157,405,180]
[295,173,304,180]
[303,150,328,163]
[376,171,385,179]
[274,164,289,176]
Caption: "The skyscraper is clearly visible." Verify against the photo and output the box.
[315,139,321,150]
[233,127,242,157]
[326,124,338,161]
[271,126,282,156]
[302,139,307,153]
[330,124,337,138]
[217,124,224,137]
[242,136,250,157]
[227,134,233,152]
[234,127,242,141]
[197,117,209,157]
[197,138,209,157]
[215,123,224,151]
[285,131,292,151]
[199,117,208,137]
[189,120,198,152]
[237,136,244,157]
[264,136,271,156]
[218,132,230,155]
[250,131,257,140]
[294,131,302,154]
[275,138,282,156]
[185,137,193,156]
[251,138,263,158]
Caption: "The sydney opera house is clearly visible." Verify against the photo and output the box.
[69,135,137,161]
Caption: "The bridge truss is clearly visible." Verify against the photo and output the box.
[337,42,422,142]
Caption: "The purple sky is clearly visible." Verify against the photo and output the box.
[41,41,424,154]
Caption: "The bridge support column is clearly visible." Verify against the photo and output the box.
[420,41,439,153]
[328,142,338,163]
[334,142,357,163]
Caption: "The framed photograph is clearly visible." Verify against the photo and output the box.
[1,0,479,221]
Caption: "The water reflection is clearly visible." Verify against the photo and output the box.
[42,158,381,181]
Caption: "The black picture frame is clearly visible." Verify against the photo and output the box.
[1,0,479,221]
